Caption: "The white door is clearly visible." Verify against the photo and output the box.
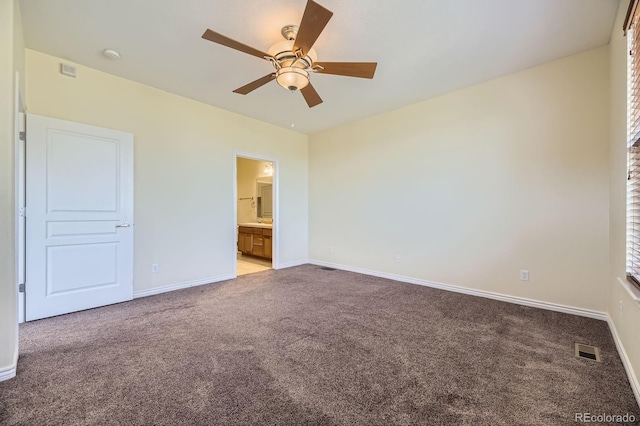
[26,114,134,321]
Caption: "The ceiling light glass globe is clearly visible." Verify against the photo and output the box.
[276,67,309,91]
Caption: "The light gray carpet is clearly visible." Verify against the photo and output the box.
[0,265,638,425]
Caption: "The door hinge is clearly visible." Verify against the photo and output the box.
[19,131,25,141]
[18,206,25,218]
[18,283,25,293]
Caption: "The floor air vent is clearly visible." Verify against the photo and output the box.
[574,343,601,362]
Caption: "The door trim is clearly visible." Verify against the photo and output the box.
[16,112,24,324]
[233,151,279,277]
[15,71,25,327]
[8,70,25,381]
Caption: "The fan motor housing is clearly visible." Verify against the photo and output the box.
[268,39,316,70]
[281,24,299,41]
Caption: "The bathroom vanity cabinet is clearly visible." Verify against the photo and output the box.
[238,226,272,260]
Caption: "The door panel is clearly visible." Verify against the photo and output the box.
[47,131,119,212]
[26,114,134,321]
[46,243,118,295]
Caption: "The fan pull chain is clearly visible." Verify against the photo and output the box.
[290,90,295,128]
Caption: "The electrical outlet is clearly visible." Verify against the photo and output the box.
[395,255,401,263]
[328,246,333,254]
[152,264,159,273]
[520,270,529,281]
[619,300,624,319]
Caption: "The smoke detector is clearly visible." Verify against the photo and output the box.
[103,49,121,60]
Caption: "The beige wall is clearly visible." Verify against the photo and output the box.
[0,0,24,372]
[309,46,610,313]
[237,157,272,224]
[13,0,24,101]
[25,49,308,293]
[609,0,640,403]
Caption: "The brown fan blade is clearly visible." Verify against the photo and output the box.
[293,0,333,56]
[202,29,270,60]
[315,62,378,79]
[300,83,323,108]
[233,74,275,95]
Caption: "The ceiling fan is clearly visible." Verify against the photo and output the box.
[201,0,377,108]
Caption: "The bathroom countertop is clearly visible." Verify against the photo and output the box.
[238,222,273,229]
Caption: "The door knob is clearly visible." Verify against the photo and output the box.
[116,222,131,228]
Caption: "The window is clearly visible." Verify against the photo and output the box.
[625,0,640,290]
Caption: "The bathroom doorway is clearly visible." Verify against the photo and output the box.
[235,156,275,276]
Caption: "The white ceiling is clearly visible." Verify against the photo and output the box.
[20,0,619,134]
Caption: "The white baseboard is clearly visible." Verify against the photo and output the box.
[133,274,235,299]
[125,258,310,300]
[607,315,640,407]
[0,347,19,382]
[132,260,310,299]
[308,260,608,321]
[276,259,309,270]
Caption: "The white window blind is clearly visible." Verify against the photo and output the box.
[626,0,640,290]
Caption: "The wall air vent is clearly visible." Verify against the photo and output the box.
[60,63,76,78]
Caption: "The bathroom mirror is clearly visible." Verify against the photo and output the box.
[256,177,273,218]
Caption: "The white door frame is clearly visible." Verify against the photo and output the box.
[15,71,25,325]
[233,151,279,276]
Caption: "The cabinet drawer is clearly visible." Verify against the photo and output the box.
[252,242,264,256]
[263,228,272,236]
[239,226,264,235]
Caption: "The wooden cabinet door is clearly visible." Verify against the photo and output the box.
[237,232,243,252]
[239,232,252,254]
[264,236,272,259]
[244,233,253,254]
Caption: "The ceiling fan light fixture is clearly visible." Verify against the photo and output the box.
[201,0,376,108]
[268,40,295,58]
[267,39,317,68]
[276,67,309,91]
